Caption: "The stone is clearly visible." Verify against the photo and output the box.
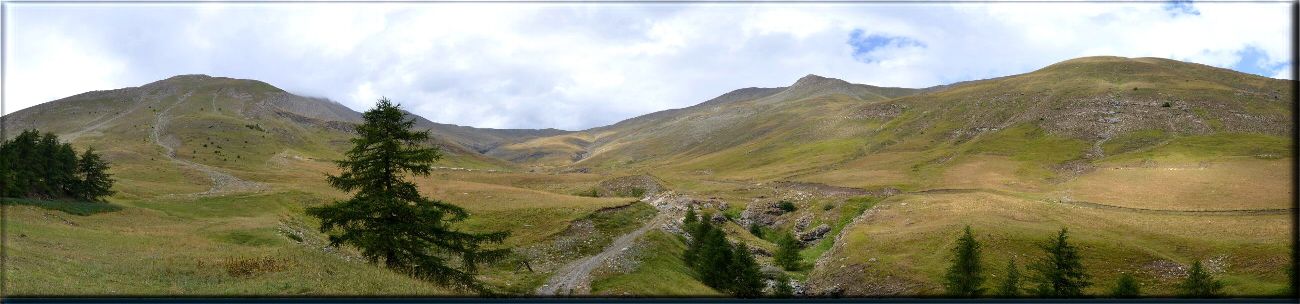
[797,224,831,244]
[710,212,727,224]
[794,214,812,232]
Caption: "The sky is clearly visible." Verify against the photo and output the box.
[3,1,1294,130]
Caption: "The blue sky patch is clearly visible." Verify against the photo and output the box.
[1232,46,1289,78]
[1165,0,1201,16]
[847,29,925,63]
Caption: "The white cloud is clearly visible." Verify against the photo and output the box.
[5,22,128,110]
[4,2,1293,129]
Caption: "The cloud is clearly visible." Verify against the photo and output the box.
[4,2,1293,130]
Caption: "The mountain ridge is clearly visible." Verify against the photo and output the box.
[4,56,1292,179]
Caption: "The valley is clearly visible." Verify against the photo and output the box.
[1,56,1293,297]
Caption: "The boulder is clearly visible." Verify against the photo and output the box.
[797,224,831,244]
[710,212,727,224]
[794,214,812,232]
[739,201,787,227]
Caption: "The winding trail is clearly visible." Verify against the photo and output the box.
[61,96,151,143]
[151,91,266,197]
[536,212,670,296]
[535,192,689,296]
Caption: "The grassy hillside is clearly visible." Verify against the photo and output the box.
[0,75,643,296]
[488,76,922,172]
[1,56,1292,297]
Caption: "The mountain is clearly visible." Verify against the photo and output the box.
[485,56,1292,185]
[0,74,569,198]
[3,56,1293,296]
[484,74,922,170]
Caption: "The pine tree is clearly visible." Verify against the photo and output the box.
[1111,273,1141,298]
[681,215,768,297]
[1,130,41,197]
[998,258,1021,297]
[73,148,116,201]
[944,225,985,297]
[35,133,59,196]
[305,98,509,293]
[728,242,765,298]
[1029,228,1091,297]
[53,141,78,195]
[682,206,704,269]
[694,220,734,289]
[683,206,699,231]
[1176,260,1223,297]
[774,231,801,271]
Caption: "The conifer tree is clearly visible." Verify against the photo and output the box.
[681,216,767,297]
[73,148,115,201]
[306,98,509,293]
[52,141,79,195]
[944,225,985,297]
[683,206,699,231]
[1029,228,1091,297]
[773,231,802,271]
[729,242,765,298]
[1,130,114,200]
[2,130,44,196]
[682,206,701,264]
[1176,260,1223,297]
[998,258,1021,297]
[693,219,734,289]
[1111,273,1141,298]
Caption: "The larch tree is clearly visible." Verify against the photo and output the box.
[1176,260,1223,297]
[944,225,986,297]
[306,98,509,294]
[1029,228,1091,297]
[1111,273,1141,298]
[73,148,115,201]
[773,231,802,271]
[998,258,1022,297]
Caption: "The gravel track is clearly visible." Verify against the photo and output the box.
[150,91,267,197]
[535,209,670,296]
[61,96,151,143]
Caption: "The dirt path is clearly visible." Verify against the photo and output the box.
[536,209,670,296]
[535,192,692,296]
[151,91,266,197]
[61,96,151,143]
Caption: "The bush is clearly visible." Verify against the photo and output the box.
[1111,273,1141,298]
[774,232,802,271]
[576,188,600,197]
[748,223,763,237]
[777,200,797,212]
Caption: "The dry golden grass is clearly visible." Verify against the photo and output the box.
[819,191,1291,296]
[936,155,1053,193]
[798,152,921,189]
[4,194,454,296]
[1059,158,1292,211]
[413,178,633,246]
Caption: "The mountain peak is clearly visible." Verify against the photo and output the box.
[791,74,848,87]
[165,74,215,80]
